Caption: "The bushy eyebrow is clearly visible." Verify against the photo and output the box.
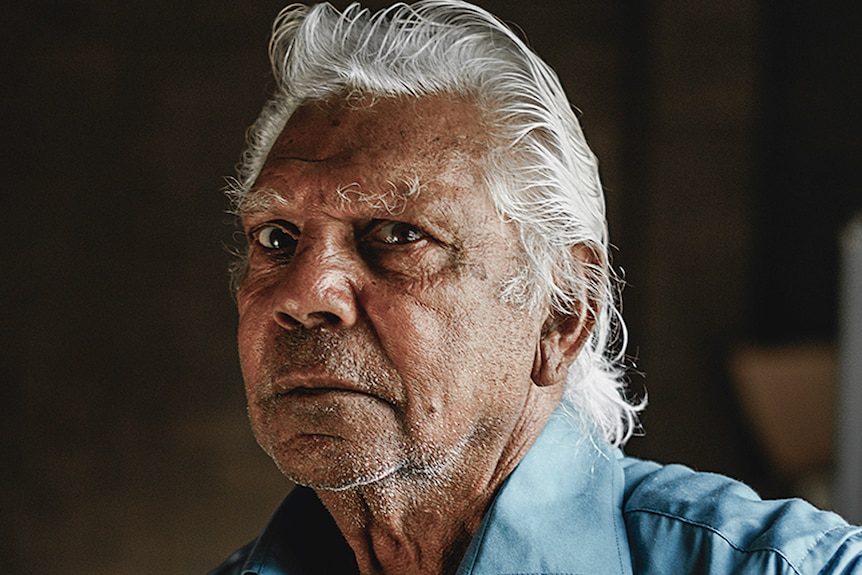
[335,176,424,215]
[239,176,427,220]
[235,187,289,218]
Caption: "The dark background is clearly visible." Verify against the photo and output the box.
[3,1,860,572]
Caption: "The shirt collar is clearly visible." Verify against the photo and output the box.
[239,487,357,574]
[456,409,634,575]
[240,408,633,575]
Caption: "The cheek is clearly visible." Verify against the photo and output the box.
[367,279,536,403]
[236,292,274,391]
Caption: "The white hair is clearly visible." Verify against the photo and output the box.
[228,0,644,446]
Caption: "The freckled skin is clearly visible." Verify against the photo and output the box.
[236,95,580,575]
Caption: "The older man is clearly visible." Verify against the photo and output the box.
[211,2,862,574]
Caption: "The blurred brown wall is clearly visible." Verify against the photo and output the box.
[2,1,860,572]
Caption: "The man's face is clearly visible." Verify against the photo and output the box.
[236,95,547,490]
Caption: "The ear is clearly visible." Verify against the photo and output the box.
[530,308,595,387]
[531,245,600,388]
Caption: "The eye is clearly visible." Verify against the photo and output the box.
[250,222,299,251]
[367,221,426,245]
[359,219,447,276]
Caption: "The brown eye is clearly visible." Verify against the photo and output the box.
[371,221,425,245]
[252,222,299,251]
[359,219,446,277]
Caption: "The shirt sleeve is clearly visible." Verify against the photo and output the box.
[620,458,862,574]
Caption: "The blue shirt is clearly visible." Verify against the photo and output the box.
[210,411,862,574]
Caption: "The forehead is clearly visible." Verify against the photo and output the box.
[247,95,492,214]
[269,94,488,163]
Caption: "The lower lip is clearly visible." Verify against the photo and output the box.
[266,388,387,424]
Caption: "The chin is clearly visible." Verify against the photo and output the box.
[274,456,403,491]
[263,437,404,491]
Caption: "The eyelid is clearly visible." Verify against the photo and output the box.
[363,219,428,245]
[248,220,300,248]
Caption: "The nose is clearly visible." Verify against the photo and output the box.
[271,238,360,330]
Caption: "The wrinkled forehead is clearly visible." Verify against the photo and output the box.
[241,94,494,216]
[268,93,489,162]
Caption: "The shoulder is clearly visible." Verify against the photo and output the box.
[620,457,862,574]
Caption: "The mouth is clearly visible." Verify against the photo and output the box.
[269,374,394,406]
[283,386,364,398]
[268,383,397,413]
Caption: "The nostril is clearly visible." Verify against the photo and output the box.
[275,311,303,329]
[316,311,342,327]
[274,310,344,330]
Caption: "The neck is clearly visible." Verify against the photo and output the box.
[318,475,482,575]
[315,387,562,575]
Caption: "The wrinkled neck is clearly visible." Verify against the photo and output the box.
[316,385,563,575]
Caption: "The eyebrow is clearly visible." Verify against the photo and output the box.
[236,187,290,217]
[240,176,427,219]
[335,176,424,216]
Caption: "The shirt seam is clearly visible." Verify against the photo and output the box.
[612,451,629,575]
[797,525,861,572]
[623,507,802,575]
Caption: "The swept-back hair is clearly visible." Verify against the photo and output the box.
[228,0,643,446]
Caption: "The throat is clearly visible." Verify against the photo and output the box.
[363,522,472,575]
[316,476,491,575]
